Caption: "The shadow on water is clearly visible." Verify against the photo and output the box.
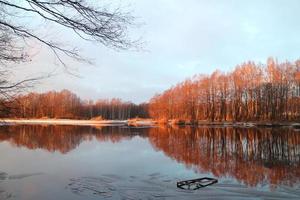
[0,125,300,199]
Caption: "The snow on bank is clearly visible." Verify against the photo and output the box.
[0,119,128,126]
[2,119,298,129]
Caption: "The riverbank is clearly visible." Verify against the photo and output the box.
[0,118,299,129]
[0,118,156,127]
[0,119,128,126]
[162,119,300,129]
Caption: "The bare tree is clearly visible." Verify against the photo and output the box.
[0,0,136,64]
[0,0,137,117]
[149,58,300,123]
[2,90,149,119]
[0,27,25,63]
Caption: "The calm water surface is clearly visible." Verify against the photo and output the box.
[0,125,300,199]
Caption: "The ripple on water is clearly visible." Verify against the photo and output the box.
[66,174,300,200]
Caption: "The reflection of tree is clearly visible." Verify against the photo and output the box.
[149,126,300,188]
[0,125,147,154]
[1,125,299,188]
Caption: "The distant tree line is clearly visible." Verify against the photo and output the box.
[149,58,300,122]
[2,90,148,119]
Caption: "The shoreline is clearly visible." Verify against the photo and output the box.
[168,120,300,129]
[195,121,300,127]
[0,118,299,129]
[0,118,156,127]
[0,119,128,126]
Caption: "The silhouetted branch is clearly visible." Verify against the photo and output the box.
[0,0,138,115]
[0,0,137,64]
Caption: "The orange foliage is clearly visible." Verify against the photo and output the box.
[149,58,300,122]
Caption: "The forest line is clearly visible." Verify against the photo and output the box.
[1,57,300,122]
[149,57,300,122]
[2,90,148,120]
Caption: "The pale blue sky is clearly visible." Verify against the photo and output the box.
[14,0,300,103]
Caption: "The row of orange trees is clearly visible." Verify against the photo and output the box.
[149,58,300,121]
[7,90,148,119]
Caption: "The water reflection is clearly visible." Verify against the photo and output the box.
[149,126,300,188]
[0,125,299,188]
[0,125,147,153]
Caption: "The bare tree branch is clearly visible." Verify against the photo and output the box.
[0,0,137,64]
[0,0,138,115]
